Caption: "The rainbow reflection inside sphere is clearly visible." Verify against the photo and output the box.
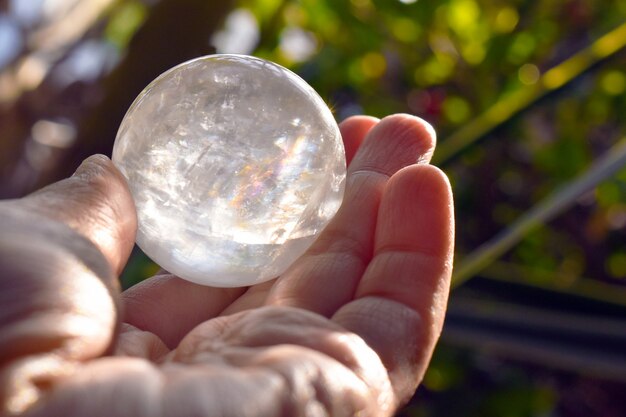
[112,55,346,287]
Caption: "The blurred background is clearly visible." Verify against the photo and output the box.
[1,0,626,415]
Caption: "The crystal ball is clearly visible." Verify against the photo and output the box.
[112,55,346,287]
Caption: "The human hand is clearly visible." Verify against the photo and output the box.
[0,114,454,417]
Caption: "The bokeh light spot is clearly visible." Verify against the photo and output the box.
[606,205,626,230]
[0,15,23,69]
[9,0,43,27]
[423,368,446,391]
[443,95,470,123]
[447,0,480,35]
[16,54,49,91]
[104,1,147,50]
[392,17,421,43]
[279,27,318,63]
[361,52,387,79]
[494,7,519,33]
[518,63,540,85]
[607,252,626,278]
[283,4,307,27]
[416,54,455,85]
[212,8,260,55]
[462,41,486,65]
[508,32,536,64]
[600,70,626,96]
[31,119,76,148]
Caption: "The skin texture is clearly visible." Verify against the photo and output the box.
[0,114,454,417]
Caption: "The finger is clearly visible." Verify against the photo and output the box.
[0,155,136,379]
[267,114,437,316]
[339,115,379,166]
[119,116,378,330]
[358,165,453,313]
[16,154,137,275]
[0,218,119,362]
[0,198,124,415]
[333,165,454,402]
[122,274,245,349]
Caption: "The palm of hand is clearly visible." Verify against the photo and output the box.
[0,115,453,417]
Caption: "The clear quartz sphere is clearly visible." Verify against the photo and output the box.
[112,54,346,287]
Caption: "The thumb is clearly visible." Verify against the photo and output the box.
[0,155,136,414]
[19,154,137,275]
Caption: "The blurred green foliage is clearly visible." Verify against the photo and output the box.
[401,346,560,417]
[226,0,626,287]
[105,1,148,49]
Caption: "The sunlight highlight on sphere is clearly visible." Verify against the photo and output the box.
[112,55,345,287]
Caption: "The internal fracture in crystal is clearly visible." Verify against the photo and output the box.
[112,55,346,287]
